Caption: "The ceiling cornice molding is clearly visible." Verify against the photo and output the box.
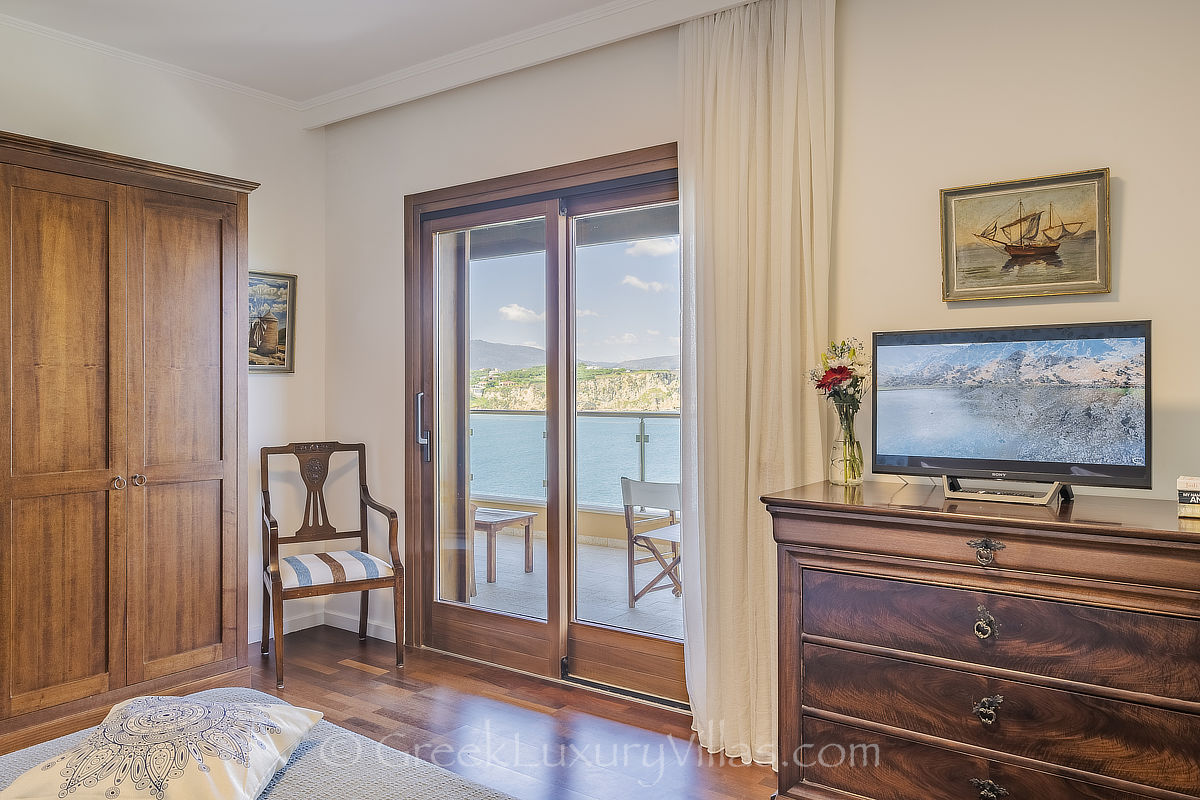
[298,0,748,129]
[0,11,303,111]
[1,0,749,129]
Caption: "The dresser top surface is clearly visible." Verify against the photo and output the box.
[762,481,1200,542]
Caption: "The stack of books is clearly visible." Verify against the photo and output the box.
[1180,476,1200,519]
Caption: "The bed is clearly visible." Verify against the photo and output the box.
[0,688,516,799]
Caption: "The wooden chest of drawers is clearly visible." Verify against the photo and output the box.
[764,482,1200,800]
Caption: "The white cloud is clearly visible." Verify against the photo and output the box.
[646,329,661,336]
[576,308,600,318]
[249,284,288,302]
[249,283,289,316]
[499,303,545,322]
[622,275,667,292]
[604,332,639,345]
[625,237,680,257]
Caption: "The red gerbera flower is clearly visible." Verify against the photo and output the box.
[817,366,852,392]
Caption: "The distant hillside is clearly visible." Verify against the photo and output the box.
[472,339,679,371]
[586,354,681,370]
[471,364,679,412]
[470,339,546,371]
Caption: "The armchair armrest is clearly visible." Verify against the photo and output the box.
[360,485,402,571]
[360,487,398,520]
[630,513,673,530]
[261,498,279,532]
[261,490,281,577]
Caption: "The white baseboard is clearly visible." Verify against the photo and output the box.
[248,610,326,648]
[248,606,398,648]
[323,608,397,643]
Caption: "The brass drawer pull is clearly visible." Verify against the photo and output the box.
[970,778,1009,799]
[967,537,1006,566]
[974,605,998,640]
[971,694,1004,725]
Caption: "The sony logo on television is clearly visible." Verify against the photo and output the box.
[991,472,1007,478]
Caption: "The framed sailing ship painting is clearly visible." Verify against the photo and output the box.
[940,168,1110,301]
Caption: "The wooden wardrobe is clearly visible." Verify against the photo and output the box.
[0,132,253,752]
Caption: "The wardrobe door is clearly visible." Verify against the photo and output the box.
[125,188,239,683]
[0,166,129,717]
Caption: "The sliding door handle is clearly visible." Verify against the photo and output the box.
[415,391,432,463]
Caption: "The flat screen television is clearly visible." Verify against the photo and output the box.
[872,321,1150,489]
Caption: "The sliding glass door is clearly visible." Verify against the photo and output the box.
[566,191,686,701]
[406,147,684,701]
[421,200,563,676]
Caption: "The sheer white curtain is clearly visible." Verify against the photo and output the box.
[679,0,836,765]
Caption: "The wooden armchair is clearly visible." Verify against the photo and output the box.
[261,442,403,688]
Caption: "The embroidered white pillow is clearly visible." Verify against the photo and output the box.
[0,695,322,800]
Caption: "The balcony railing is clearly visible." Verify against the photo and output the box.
[468,409,681,509]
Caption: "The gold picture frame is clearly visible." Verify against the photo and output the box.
[248,271,296,373]
[940,168,1110,302]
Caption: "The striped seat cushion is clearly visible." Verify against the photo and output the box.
[279,550,394,590]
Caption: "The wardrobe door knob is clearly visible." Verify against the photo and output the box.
[132,474,147,486]
[110,476,127,490]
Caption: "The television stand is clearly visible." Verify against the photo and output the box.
[942,475,1075,506]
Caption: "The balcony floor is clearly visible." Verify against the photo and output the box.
[468,531,684,641]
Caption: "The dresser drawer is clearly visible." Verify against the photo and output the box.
[773,507,1199,592]
[802,644,1200,794]
[798,717,1157,800]
[803,571,1200,701]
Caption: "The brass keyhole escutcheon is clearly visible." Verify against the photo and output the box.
[972,694,1004,726]
[974,605,998,640]
[970,778,1009,799]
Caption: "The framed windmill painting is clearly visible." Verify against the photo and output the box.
[940,168,1110,301]
[248,271,296,373]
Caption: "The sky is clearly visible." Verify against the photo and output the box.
[249,274,292,329]
[466,234,682,364]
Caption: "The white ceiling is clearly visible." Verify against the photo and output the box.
[0,0,744,127]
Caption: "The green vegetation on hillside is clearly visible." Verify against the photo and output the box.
[470,365,680,411]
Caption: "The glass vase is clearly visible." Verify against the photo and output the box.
[829,402,864,486]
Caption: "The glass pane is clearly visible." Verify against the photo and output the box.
[572,202,682,640]
[435,216,548,620]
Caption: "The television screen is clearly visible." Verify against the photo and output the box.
[872,321,1150,488]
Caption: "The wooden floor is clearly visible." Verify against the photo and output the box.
[251,626,774,800]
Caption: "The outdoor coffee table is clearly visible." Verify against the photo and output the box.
[473,507,536,583]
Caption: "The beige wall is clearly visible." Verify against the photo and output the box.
[322,28,681,635]
[833,0,1200,498]
[0,21,329,643]
[11,0,1191,647]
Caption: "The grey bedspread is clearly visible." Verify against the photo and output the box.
[0,687,517,799]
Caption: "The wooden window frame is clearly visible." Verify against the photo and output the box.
[403,144,682,696]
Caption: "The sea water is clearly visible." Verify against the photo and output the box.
[468,413,681,507]
[953,236,1099,291]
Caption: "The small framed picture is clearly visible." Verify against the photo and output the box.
[940,168,1110,302]
[248,271,296,373]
